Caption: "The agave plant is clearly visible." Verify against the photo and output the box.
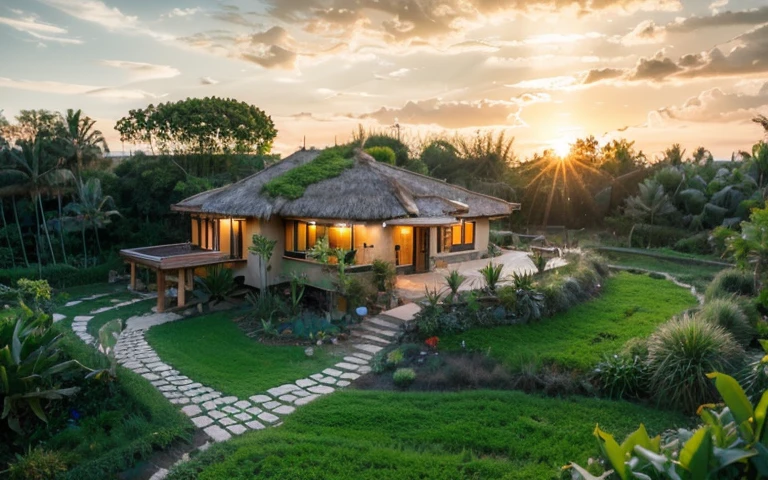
[194,265,238,306]
[444,270,466,303]
[479,262,504,293]
[1,306,84,436]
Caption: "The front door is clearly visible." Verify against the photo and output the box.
[414,227,430,273]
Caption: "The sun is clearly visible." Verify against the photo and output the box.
[550,137,573,158]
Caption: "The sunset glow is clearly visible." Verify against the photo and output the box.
[0,0,766,159]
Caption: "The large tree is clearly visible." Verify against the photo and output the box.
[115,97,277,156]
[65,178,119,267]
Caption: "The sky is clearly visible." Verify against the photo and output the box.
[0,0,767,161]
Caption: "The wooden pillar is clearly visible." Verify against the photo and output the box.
[130,262,136,290]
[157,270,166,313]
[177,268,186,308]
[186,268,194,290]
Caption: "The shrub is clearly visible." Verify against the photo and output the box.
[704,268,756,301]
[532,253,547,274]
[0,260,123,290]
[628,224,691,248]
[444,270,466,303]
[386,349,404,366]
[371,259,396,292]
[393,368,416,388]
[647,271,665,280]
[646,314,744,412]
[194,265,237,305]
[16,279,52,308]
[621,337,648,358]
[8,448,67,480]
[740,340,768,402]
[512,271,534,290]
[697,298,755,346]
[673,232,712,254]
[593,354,649,400]
[364,146,396,164]
[496,286,517,311]
[757,320,768,339]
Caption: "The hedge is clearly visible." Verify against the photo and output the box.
[0,260,125,290]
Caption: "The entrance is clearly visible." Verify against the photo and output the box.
[414,227,430,273]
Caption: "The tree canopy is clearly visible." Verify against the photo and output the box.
[115,97,277,155]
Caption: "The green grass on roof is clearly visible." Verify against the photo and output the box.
[263,147,354,199]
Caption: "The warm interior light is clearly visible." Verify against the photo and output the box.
[382,222,387,228]
[400,227,410,235]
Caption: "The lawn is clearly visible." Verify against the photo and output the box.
[598,250,726,292]
[86,298,156,337]
[442,272,698,371]
[168,390,690,480]
[145,312,343,398]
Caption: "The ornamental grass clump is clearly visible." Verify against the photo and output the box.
[647,313,744,413]
[697,298,755,346]
[393,368,416,389]
[704,268,756,301]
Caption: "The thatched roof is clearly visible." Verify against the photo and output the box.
[173,149,520,221]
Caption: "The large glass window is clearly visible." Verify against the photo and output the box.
[285,220,354,259]
[439,221,476,253]
[190,216,244,258]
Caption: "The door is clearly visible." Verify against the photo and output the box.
[414,227,430,273]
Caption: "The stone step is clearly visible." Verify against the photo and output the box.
[379,303,421,323]
[350,332,391,345]
[366,316,401,330]
[353,343,384,354]
[359,324,398,337]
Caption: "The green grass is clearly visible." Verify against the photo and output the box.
[87,298,156,337]
[262,147,354,199]
[145,312,343,397]
[599,251,725,292]
[442,272,697,371]
[168,390,690,480]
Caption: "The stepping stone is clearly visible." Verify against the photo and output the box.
[293,390,310,398]
[219,396,238,404]
[334,362,359,371]
[246,420,265,430]
[234,400,251,409]
[234,412,252,421]
[358,366,372,374]
[219,417,236,426]
[222,406,240,414]
[246,407,263,416]
[249,395,271,403]
[171,398,190,405]
[202,401,217,411]
[317,377,336,385]
[295,395,319,406]
[353,344,383,354]
[191,415,213,428]
[360,324,398,337]
[258,412,280,423]
[358,334,390,345]
[337,380,351,387]
[182,405,202,417]
[209,410,227,420]
[340,372,360,380]
[278,394,297,403]
[268,384,300,397]
[204,425,231,442]
[367,317,400,329]
[263,401,282,410]
[64,300,82,307]
[152,365,172,373]
[381,303,421,322]
[310,374,325,381]
[227,424,247,435]
[343,356,368,365]
[152,380,169,387]
[295,378,317,388]
[273,405,295,415]
[322,368,343,377]
[73,315,93,322]
[307,385,334,395]
[179,383,203,392]
[52,314,65,322]
[142,373,161,381]
[351,352,372,361]
[158,385,177,392]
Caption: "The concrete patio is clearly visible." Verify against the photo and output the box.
[395,250,567,301]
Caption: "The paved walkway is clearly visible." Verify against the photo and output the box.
[55,288,418,475]
[395,250,567,300]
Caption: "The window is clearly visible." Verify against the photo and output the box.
[285,220,353,259]
[438,221,475,253]
[190,216,244,259]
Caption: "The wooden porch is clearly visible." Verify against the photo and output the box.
[120,243,245,313]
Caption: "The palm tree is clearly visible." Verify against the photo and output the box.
[65,178,119,266]
[1,139,74,265]
[754,115,768,138]
[625,179,677,247]
[61,109,109,177]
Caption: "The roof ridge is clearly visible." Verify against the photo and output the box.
[355,150,419,216]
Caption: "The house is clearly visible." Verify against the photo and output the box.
[120,148,520,312]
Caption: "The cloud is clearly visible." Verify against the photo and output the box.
[629,50,681,81]
[38,0,173,41]
[200,76,218,85]
[101,60,180,81]
[582,67,624,84]
[0,12,82,44]
[165,7,202,18]
[358,98,526,129]
[506,76,579,90]
[654,82,768,123]
[620,19,665,45]
[0,77,163,99]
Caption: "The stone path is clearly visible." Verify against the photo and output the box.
[58,290,419,450]
[68,296,156,346]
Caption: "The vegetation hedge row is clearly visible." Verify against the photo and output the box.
[263,147,354,199]
[0,259,124,290]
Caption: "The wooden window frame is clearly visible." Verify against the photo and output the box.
[440,221,475,253]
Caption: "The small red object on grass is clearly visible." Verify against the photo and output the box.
[425,336,439,349]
